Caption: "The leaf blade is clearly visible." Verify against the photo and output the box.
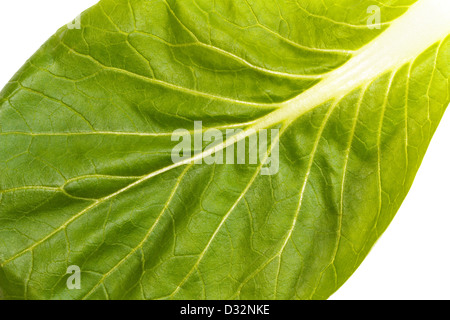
[0,0,449,300]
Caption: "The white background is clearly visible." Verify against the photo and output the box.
[0,0,449,300]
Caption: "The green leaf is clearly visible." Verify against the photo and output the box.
[0,0,449,300]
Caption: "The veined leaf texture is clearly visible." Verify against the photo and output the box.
[0,0,449,300]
